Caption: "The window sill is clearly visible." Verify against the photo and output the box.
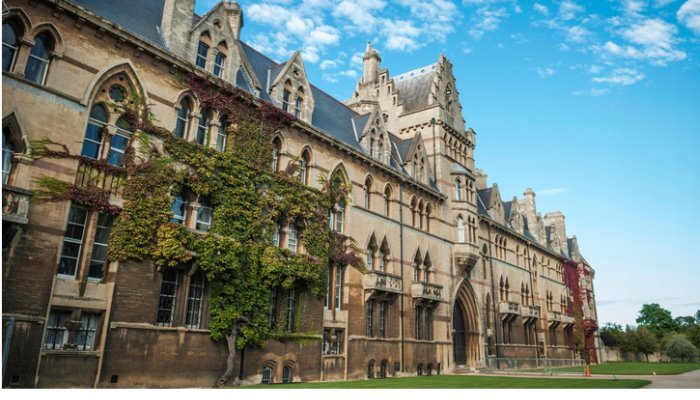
[109,321,210,333]
[322,353,345,358]
[42,349,100,357]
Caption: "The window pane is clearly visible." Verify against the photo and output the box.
[156,269,178,326]
[186,274,205,329]
[25,56,48,84]
[81,123,103,159]
[107,133,129,166]
[170,195,186,224]
[45,310,71,350]
[76,313,99,350]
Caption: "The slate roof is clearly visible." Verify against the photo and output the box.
[73,0,166,48]
[351,114,371,141]
[392,135,413,163]
[476,189,490,218]
[451,162,471,174]
[503,201,513,220]
[394,67,435,112]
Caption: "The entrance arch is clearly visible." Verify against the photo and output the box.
[452,280,480,368]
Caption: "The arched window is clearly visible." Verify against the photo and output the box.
[423,252,432,282]
[175,97,191,138]
[282,365,292,384]
[271,137,282,172]
[455,178,462,201]
[413,250,422,282]
[196,34,210,69]
[294,87,304,118]
[366,242,375,270]
[380,360,388,378]
[287,223,298,254]
[216,114,228,152]
[418,200,424,230]
[261,366,272,384]
[170,193,186,224]
[377,135,384,162]
[2,21,21,72]
[364,176,372,209]
[80,104,108,160]
[107,116,132,167]
[425,203,432,232]
[383,185,392,217]
[299,149,310,185]
[272,221,281,247]
[282,80,292,112]
[196,108,210,145]
[378,241,389,273]
[26,33,53,85]
[2,128,16,185]
[213,41,227,77]
[456,216,465,243]
[410,197,417,227]
[367,360,375,379]
[196,197,212,231]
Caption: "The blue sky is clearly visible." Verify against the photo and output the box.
[196,1,700,326]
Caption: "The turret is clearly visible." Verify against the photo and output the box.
[160,0,195,57]
[224,0,244,40]
[363,42,381,85]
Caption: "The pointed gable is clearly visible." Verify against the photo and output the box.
[356,108,392,165]
[268,51,315,122]
[487,183,505,224]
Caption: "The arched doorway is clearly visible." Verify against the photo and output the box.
[452,280,480,368]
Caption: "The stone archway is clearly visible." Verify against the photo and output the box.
[452,280,480,368]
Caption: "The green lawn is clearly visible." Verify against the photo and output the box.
[542,362,700,375]
[237,375,650,389]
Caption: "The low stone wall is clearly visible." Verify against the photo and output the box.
[599,345,670,363]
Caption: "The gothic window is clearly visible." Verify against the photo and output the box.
[456,216,465,243]
[261,366,272,384]
[330,197,345,234]
[170,193,186,225]
[413,251,422,282]
[415,306,424,340]
[499,276,505,301]
[109,85,126,102]
[377,301,387,338]
[378,245,386,272]
[196,108,210,145]
[425,308,434,340]
[383,185,392,217]
[58,205,88,277]
[299,149,310,185]
[425,203,432,232]
[25,33,53,85]
[294,87,304,119]
[287,224,298,254]
[213,42,227,78]
[366,241,376,270]
[216,114,228,152]
[282,80,292,112]
[196,38,209,69]
[423,253,432,283]
[282,365,292,384]
[271,137,282,172]
[272,221,281,247]
[2,126,20,185]
[455,178,462,201]
[364,176,372,209]
[80,104,108,160]
[418,200,424,230]
[196,197,213,231]
[410,197,417,227]
[366,300,375,337]
[156,269,179,327]
[2,21,21,72]
[175,97,192,138]
[380,360,388,378]
[107,116,132,167]
[367,360,375,379]
[185,272,205,329]
[468,216,477,243]
[377,134,384,162]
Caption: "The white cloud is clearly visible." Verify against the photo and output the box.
[567,25,590,43]
[678,0,700,34]
[536,67,555,77]
[320,60,337,70]
[533,3,549,15]
[592,68,645,85]
[573,88,610,96]
[559,1,584,21]
[381,19,423,51]
[622,0,647,15]
[247,4,293,26]
[332,0,386,34]
[599,19,689,65]
[468,7,509,39]
[306,25,340,46]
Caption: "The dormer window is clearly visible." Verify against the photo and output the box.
[213,41,228,78]
[196,108,211,145]
[295,87,304,119]
[175,97,191,138]
[196,41,209,69]
[26,33,53,85]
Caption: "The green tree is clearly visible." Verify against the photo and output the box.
[600,322,623,347]
[636,303,678,338]
[686,325,700,350]
[664,334,699,362]
[674,316,697,332]
[635,327,660,362]
[695,310,700,324]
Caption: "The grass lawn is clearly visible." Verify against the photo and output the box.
[237,375,650,389]
[542,362,700,375]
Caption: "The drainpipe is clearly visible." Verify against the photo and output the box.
[486,223,501,369]
[399,180,405,372]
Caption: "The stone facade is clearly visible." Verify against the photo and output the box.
[2,0,600,388]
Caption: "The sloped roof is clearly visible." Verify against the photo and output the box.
[476,189,491,218]
[393,135,413,162]
[451,162,471,174]
[351,114,371,141]
[394,70,434,112]
[73,0,166,47]
[235,69,254,94]
[503,201,513,220]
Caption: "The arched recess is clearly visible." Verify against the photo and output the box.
[452,279,481,368]
[81,60,148,106]
[2,109,30,151]
[4,8,34,33]
[30,22,65,57]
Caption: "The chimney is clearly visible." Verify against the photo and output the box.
[161,0,196,57]
[544,211,569,256]
[363,42,381,85]
[475,168,488,190]
[224,0,244,40]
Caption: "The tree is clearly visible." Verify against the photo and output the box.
[664,334,699,362]
[600,322,623,347]
[635,327,660,362]
[674,316,697,332]
[636,303,678,338]
[695,310,700,324]
[686,325,700,351]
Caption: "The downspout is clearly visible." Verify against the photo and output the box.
[486,223,501,369]
[399,180,405,372]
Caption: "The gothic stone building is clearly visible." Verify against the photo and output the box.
[1,0,600,388]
